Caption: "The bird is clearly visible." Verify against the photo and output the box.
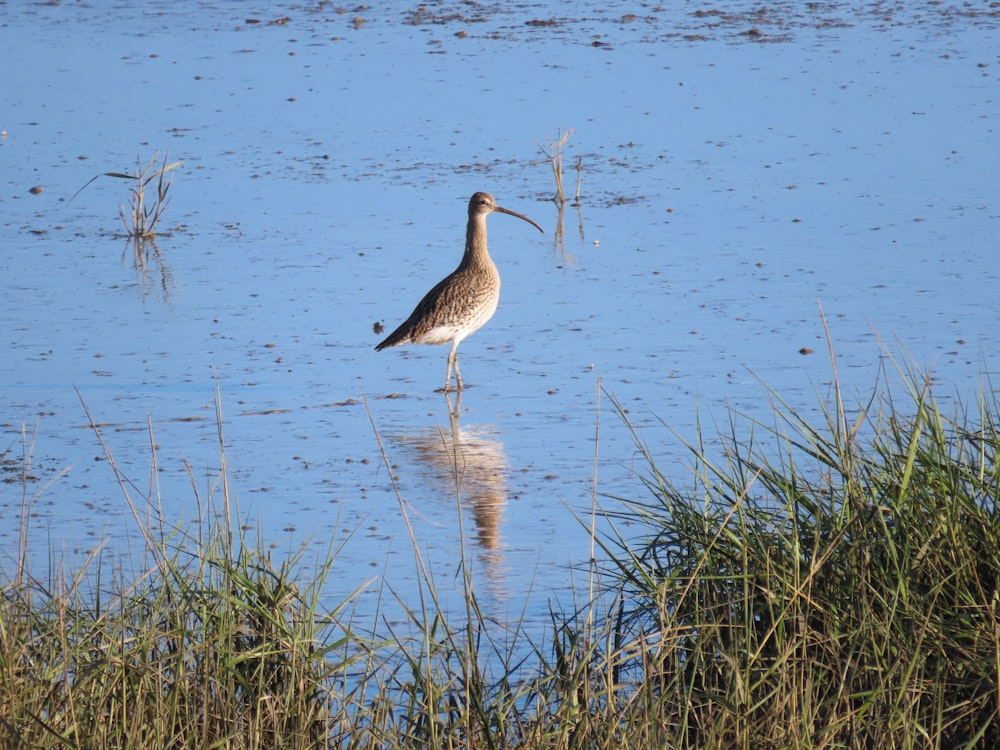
[375,192,544,391]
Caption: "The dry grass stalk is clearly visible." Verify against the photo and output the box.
[537,128,574,204]
[115,151,180,239]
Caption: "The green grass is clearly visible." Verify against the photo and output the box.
[597,358,1000,748]
[3,355,999,748]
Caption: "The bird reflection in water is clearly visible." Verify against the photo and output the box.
[395,390,511,587]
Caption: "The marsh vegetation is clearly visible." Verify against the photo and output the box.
[3,354,999,748]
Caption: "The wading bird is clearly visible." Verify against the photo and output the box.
[375,192,543,391]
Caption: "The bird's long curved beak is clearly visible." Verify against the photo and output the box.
[495,205,544,234]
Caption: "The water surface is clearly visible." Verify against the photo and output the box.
[2,1,998,628]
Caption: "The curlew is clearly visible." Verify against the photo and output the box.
[375,192,544,391]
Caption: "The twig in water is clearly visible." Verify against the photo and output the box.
[537,128,574,205]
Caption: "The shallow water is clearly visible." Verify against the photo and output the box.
[2,2,998,628]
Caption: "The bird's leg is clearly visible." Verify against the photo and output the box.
[445,343,460,392]
[445,341,463,391]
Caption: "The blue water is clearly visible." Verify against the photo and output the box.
[2,2,998,630]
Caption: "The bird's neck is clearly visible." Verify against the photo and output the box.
[460,215,492,269]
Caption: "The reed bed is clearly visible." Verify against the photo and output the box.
[597,359,1000,748]
[2,357,999,748]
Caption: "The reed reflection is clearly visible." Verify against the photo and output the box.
[124,237,174,303]
[551,198,586,265]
